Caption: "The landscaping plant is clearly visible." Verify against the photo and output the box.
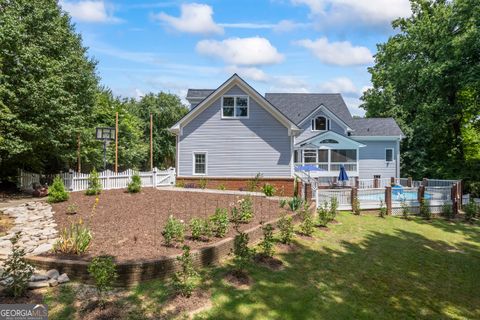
[400,198,409,219]
[210,208,229,237]
[2,233,34,298]
[86,168,102,196]
[162,216,185,246]
[288,196,303,212]
[54,218,92,254]
[127,172,142,193]
[279,199,287,209]
[317,201,331,227]
[420,199,431,220]
[233,231,254,271]
[379,200,387,218]
[277,214,294,244]
[246,172,262,192]
[198,178,208,189]
[464,199,478,222]
[442,203,455,220]
[48,176,69,203]
[231,197,254,224]
[189,217,212,241]
[87,256,118,307]
[329,197,338,220]
[66,203,78,215]
[299,204,315,236]
[262,183,276,197]
[260,224,275,258]
[172,245,198,297]
[352,196,361,215]
[175,180,185,188]
[217,183,226,191]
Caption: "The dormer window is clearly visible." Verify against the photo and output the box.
[311,116,330,131]
[222,96,249,118]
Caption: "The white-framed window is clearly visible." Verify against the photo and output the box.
[311,116,330,131]
[193,152,207,175]
[222,95,249,118]
[385,148,394,162]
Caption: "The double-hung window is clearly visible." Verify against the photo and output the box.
[193,152,207,175]
[385,148,394,162]
[222,96,249,118]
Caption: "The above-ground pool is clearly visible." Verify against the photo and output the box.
[358,190,432,202]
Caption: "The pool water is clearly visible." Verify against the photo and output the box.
[358,191,432,202]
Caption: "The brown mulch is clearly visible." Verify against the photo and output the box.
[317,226,330,232]
[48,189,287,262]
[254,254,284,270]
[0,288,46,304]
[162,290,212,318]
[223,270,252,289]
[275,242,299,254]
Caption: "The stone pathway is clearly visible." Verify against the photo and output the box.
[0,202,58,265]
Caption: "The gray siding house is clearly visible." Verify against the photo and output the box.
[170,74,403,193]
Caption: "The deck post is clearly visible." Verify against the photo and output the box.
[373,177,379,188]
[385,186,392,215]
[390,177,395,186]
[355,176,359,188]
[407,177,413,187]
[418,185,425,203]
[422,178,429,186]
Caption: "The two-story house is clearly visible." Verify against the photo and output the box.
[170,74,403,195]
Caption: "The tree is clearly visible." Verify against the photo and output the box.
[0,0,98,176]
[127,93,188,169]
[361,0,480,193]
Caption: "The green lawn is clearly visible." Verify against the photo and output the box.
[45,213,480,320]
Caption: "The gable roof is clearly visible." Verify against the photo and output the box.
[170,74,301,135]
[186,89,214,99]
[295,130,366,148]
[265,93,354,127]
[350,118,404,137]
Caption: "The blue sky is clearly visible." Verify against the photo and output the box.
[60,0,412,116]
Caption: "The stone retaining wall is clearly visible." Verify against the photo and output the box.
[26,213,296,287]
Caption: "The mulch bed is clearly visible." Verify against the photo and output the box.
[254,254,284,270]
[48,188,287,262]
[223,270,252,289]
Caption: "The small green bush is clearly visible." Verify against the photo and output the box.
[262,183,276,197]
[127,172,141,193]
[86,168,102,196]
[279,199,287,209]
[54,219,92,254]
[162,216,185,246]
[400,199,409,219]
[48,176,69,203]
[210,208,229,237]
[260,224,275,257]
[277,214,294,244]
[379,200,387,218]
[66,203,78,215]
[172,245,198,297]
[352,196,361,215]
[231,197,254,224]
[329,197,338,219]
[419,199,431,220]
[442,203,454,220]
[299,204,315,236]
[217,183,226,191]
[317,201,330,227]
[464,199,478,221]
[246,173,263,192]
[3,233,34,298]
[87,256,118,305]
[233,231,254,271]
[198,178,208,189]
[189,217,212,241]
[288,196,303,212]
[176,180,185,188]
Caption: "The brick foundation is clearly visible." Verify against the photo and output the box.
[176,177,297,197]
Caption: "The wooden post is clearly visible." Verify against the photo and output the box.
[390,177,395,186]
[422,178,428,186]
[351,187,357,211]
[115,112,118,173]
[458,180,463,207]
[407,177,413,187]
[150,113,153,171]
[77,132,81,173]
[385,186,392,215]
[374,177,379,188]
[355,176,359,188]
[418,185,425,203]
[451,183,459,215]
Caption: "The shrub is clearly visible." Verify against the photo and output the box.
[54,219,92,254]
[48,176,69,203]
[210,208,229,237]
[233,231,253,271]
[66,203,78,215]
[317,201,330,227]
[198,178,208,189]
[262,184,276,197]
[400,199,409,219]
[260,224,275,257]
[277,214,294,244]
[189,217,212,241]
[246,172,262,192]
[329,197,338,220]
[162,216,185,246]
[464,199,478,222]
[172,245,198,297]
[176,180,185,188]
[231,197,254,224]
[3,233,34,298]
[299,204,315,236]
[442,203,454,220]
[352,196,361,215]
[127,172,141,193]
[217,183,226,191]
[87,256,118,305]
[288,196,303,212]
[86,168,102,196]
[279,199,287,209]
[420,199,431,220]
[379,200,387,218]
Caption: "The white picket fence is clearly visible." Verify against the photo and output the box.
[18,168,176,192]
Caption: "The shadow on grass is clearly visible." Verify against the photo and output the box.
[44,285,76,320]
[410,216,480,243]
[198,224,480,320]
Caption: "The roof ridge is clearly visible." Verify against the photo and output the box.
[265,92,341,95]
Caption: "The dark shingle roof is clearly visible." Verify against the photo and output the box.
[186,89,215,99]
[265,93,353,127]
[350,118,404,136]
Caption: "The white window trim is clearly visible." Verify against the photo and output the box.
[221,95,249,119]
[385,148,394,163]
[311,116,330,132]
[192,151,208,176]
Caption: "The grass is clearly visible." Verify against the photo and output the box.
[36,213,480,319]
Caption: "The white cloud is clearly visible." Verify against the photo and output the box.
[60,1,121,23]
[196,37,284,66]
[318,77,358,94]
[218,20,309,32]
[153,3,223,35]
[224,66,269,82]
[343,97,366,117]
[295,37,373,66]
[292,0,411,26]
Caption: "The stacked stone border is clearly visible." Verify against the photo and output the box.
[26,212,297,287]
